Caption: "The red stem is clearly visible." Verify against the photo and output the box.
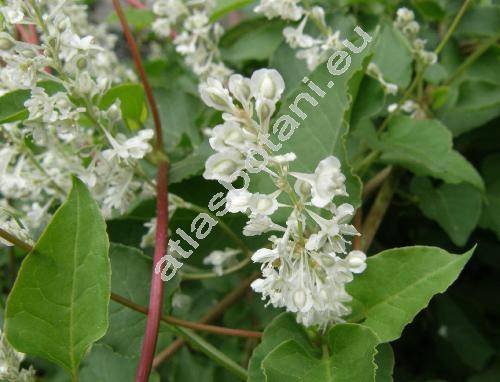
[112,1,168,381]
[127,0,145,8]
[27,24,39,44]
[15,25,32,42]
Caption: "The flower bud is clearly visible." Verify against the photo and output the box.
[203,151,243,182]
[76,56,87,70]
[199,78,235,113]
[311,6,327,29]
[0,36,14,50]
[228,74,251,107]
[106,102,122,123]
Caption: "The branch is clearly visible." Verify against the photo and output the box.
[153,272,260,367]
[0,231,261,339]
[435,0,472,55]
[445,35,499,85]
[110,293,262,338]
[352,209,363,251]
[15,24,32,43]
[112,0,163,151]
[361,170,400,252]
[111,1,168,381]
[362,166,392,200]
[0,228,32,252]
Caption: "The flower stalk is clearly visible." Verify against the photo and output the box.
[111,1,169,381]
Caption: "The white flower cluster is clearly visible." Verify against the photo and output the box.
[256,2,345,70]
[394,7,437,65]
[200,69,366,328]
[0,0,155,238]
[152,0,231,81]
[0,330,36,382]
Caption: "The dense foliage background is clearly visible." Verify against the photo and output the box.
[1,0,499,381]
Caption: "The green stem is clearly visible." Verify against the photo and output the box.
[435,0,472,55]
[175,327,248,381]
[0,228,32,252]
[184,203,252,257]
[353,150,381,175]
[445,35,500,85]
[181,257,251,280]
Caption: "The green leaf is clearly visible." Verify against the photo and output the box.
[270,42,309,96]
[375,343,395,382]
[437,80,500,136]
[220,18,285,64]
[100,243,179,357]
[347,246,475,343]
[412,0,446,21]
[155,87,203,153]
[0,89,30,123]
[455,5,500,38]
[5,178,110,376]
[479,154,500,240]
[106,8,155,30]
[411,177,482,246]
[434,296,494,370]
[248,313,317,382]
[379,115,484,190]
[211,0,255,21]
[267,33,376,208]
[100,83,148,130]
[261,323,379,382]
[80,344,160,382]
[169,141,212,185]
[372,23,413,88]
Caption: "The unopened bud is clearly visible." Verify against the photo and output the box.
[76,56,87,70]
[0,36,13,50]
[106,103,122,122]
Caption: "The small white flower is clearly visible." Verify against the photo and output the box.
[152,18,172,38]
[345,250,367,273]
[283,17,318,49]
[243,214,284,236]
[250,69,285,103]
[203,248,240,275]
[290,156,347,208]
[252,247,280,263]
[199,77,236,113]
[203,150,244,182]
[321,31,344,52]
[296,46,324,71]
[102,129,154,161]
[209,121,249,152]
[228,74,252,110]
[249,192,280,216]
[255,0,304,21]
[271,152,297,164]
[226,189,252,213]
[396,7,415,24]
